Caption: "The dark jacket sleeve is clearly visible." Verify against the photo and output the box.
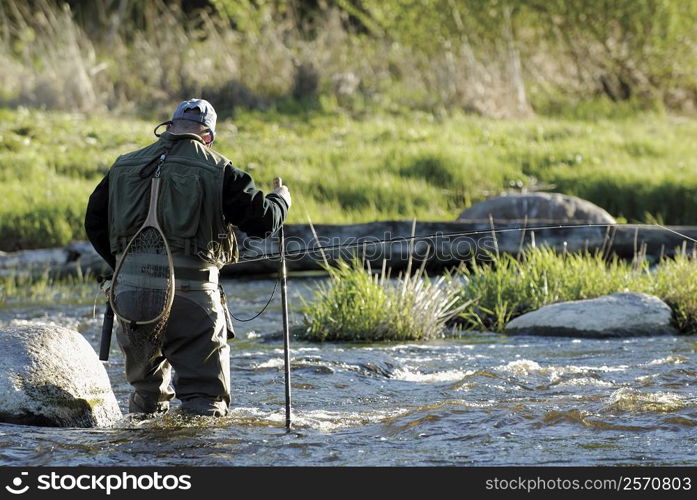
[84,173,116,269]
[222,164,288,238]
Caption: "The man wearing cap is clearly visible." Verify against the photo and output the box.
[85,98,291,417]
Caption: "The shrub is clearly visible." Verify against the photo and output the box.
[300,258,466,342]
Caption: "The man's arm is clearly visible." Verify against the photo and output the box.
[84,173,116,269]
[222,164,288,237]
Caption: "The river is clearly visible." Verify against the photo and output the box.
[0,277,696,466]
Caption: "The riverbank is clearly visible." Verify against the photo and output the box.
[3,108,697,251]
[5,229,697,335]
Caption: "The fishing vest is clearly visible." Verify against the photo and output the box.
[108,131,238,268]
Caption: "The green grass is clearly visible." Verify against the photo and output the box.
[299,257,464,342]
[454,247,697,333]
[3,107,697,250]
[0,271,98,308]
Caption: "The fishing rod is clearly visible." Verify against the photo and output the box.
[221,218,697,428]
[653,223,697,244]
[225,217,697,415]
[225,222,697,324]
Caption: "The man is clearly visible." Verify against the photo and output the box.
[85,98,290,417]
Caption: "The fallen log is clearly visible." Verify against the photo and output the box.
[225,222,697,276]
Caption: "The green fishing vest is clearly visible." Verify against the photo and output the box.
[108,131,238,268]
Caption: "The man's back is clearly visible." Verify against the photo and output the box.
[108,131,236,267]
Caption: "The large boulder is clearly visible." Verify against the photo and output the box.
[457,192,616,224]
[505,292,677,337]
[0,324,122,427]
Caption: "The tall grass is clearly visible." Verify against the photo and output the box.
[300,258,465,342]
[0,0,527,117]
[0,270,97,307]
[3,0,692,117]
[454,247,697,333]
[299,247,697,341]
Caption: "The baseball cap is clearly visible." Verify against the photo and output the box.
[171,98,217,141]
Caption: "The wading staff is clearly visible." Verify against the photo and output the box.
[273,177,292,429]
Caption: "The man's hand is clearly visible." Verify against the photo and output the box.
[273,177,292,208]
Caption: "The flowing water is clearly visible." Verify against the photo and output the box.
[1,277,696,466]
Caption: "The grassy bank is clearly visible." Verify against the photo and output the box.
[3,108,697,251]
[299,249,697,341]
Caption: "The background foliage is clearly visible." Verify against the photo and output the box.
[2,1,697,250]
[1,0,696,115]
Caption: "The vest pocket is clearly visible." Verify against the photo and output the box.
[159,172,203,239]
[109,172,150,243]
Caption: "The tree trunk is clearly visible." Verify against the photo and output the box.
[503,6,531,116]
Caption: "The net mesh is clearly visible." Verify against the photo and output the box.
[111,225,174,347]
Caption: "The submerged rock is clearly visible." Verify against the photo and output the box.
[457,192,616,224]
[505,292,677,337]
[357,360,401,378]
[0,324,122,427]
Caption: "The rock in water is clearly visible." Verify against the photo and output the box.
[505,293,677,337]
[0,324,122,427]
[457,192,616,224]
